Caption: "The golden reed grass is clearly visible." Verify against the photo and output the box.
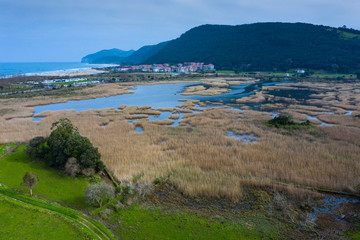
[1,80,360,201]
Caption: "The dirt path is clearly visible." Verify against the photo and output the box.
[0,186,113,240]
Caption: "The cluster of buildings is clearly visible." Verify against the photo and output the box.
[41,78,87,84]
[27,78,102,87]
[115,62,215,73]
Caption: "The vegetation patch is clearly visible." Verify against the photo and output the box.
[266,114,313,129]
[107,204,263,240]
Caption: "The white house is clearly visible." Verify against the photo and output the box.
[296,69,305,74]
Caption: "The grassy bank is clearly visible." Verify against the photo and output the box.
[0,194,92,240]
[0,185,115,240]
[0,145,89,208]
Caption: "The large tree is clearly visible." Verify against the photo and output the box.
[26,118,105,176]
[46,118,79,167]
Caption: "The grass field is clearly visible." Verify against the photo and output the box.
[0,84,41,93]
[0,145,90,208]
[0,195,91,240]
[107,205,271,240]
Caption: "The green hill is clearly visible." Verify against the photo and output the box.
[146,23,360,72]
[81,48,135,64]
[123,41,169,64]
[81,23,360,72]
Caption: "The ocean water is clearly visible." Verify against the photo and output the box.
[0,62,118,78]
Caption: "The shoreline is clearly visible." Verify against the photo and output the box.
[0,62,117,79]
[42,68,106,77]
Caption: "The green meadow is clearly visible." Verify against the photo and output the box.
[0,145,89,208]
[0,195,92,240]
[108,205,266,240]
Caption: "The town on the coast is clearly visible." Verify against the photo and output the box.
[22,62,215,89]
[115,62,215,73]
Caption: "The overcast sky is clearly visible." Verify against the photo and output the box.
[1,0,359,62]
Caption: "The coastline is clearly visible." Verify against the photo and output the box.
[0,62,117,79]
[42,68,106,77]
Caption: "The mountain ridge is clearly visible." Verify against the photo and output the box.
[82,22,360,72]
[81,49,135,64]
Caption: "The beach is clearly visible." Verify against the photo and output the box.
[43,68,106,77]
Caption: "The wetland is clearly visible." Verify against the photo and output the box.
[1,75,360,239]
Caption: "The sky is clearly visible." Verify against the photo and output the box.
[1,0,359,62]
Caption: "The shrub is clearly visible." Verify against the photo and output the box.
[266,114,312,129]
[154,177,162,185]
[268,114,293,127]
[99,209,113,219]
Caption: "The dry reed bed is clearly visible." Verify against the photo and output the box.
[2,107,359,199]
[0,83,134,120]
[1,80,360,201]
[182,85,230,96]
[254,82,360,128]
[182,77,259,96]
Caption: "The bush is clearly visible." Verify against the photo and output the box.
[154,178,162,185]
[268,114,293,127]
[266,114,312,129]
[99,209,113,219]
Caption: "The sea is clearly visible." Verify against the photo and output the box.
[0,62,118,78]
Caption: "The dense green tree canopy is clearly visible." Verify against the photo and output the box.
[26,118,105,176]
[25,136,47,159]
[145,23,360,73]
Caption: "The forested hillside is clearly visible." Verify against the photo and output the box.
[146,23,360,72]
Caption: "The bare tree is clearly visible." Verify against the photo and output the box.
[23,172,39,196]
[85,182,115,207]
